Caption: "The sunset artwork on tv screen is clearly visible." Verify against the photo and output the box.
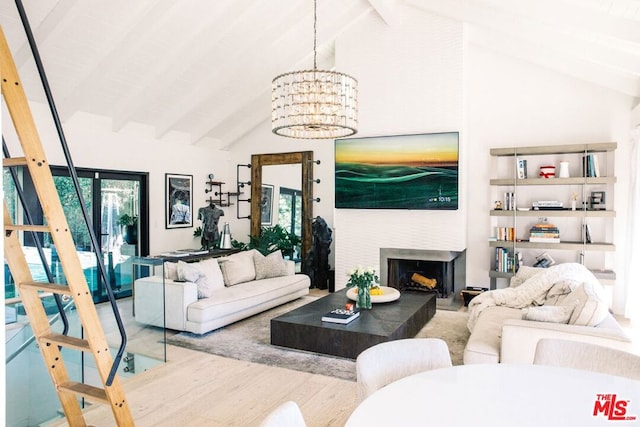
[335,132,459,210]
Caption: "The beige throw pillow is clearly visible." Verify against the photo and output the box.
[164,261,179,280]
[220,250,257,286]
[521,305,574,324]
[176,261,200,283]
[564,282,609,326]
[254,250,289,280]
[176,260,215,299]
[197,258,225,290]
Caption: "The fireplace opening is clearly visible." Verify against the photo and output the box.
[380,248,466,299]
[388,259,454,298]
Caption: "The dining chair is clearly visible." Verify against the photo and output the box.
[356,338,453,402]
[533,338,640,380]
[259,401,307,427]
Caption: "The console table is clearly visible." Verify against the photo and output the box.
[156,248,240,263]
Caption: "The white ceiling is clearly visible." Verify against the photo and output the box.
[1,0,639,149]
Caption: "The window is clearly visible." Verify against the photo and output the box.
[4,166,148,304]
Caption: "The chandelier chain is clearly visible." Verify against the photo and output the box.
[313,0,317,70]
[271,0,358,139]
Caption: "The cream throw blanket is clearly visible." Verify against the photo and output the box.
[467,263,601,332]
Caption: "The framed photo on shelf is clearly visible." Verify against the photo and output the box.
[261,184,274,225]
[166,173,193,229]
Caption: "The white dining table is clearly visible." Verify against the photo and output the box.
[346,364,640,426]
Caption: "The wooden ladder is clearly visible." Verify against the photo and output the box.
[1,25,134,426]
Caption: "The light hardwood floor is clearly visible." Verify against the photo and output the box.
[50,289,358,426]
[52,345,358,426]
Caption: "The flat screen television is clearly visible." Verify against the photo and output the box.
[335,132,459,210]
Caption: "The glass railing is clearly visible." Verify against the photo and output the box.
[5,289,166,426]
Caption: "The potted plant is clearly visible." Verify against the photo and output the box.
[248,224,301,259]
[118,214,138,245]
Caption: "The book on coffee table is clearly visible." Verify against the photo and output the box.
[321,308,360,324]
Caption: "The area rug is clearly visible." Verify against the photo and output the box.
[166,296,470,381]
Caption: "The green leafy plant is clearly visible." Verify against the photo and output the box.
[117,214,138,227]
[243,224,301,259]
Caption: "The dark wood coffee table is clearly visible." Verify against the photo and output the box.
[271,289,436,359]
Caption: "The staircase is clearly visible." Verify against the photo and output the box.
[1,20,134,427]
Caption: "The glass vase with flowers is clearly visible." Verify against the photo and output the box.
[345,266,380,309]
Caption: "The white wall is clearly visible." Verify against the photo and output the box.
[466,45,634,313]
[332,7,466,289]
[231,7,635,314]
[2,104,232,255]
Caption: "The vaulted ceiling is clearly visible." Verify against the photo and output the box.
[1,0,639,150]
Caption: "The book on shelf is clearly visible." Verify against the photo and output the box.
[584,224,592,244]
[528,236,561,243]
[582,153,601,178]
[494,247,516,273]
[496,226,515,241]
[503,192,516,210]
[529,221,560,242]
[321,308,360,324]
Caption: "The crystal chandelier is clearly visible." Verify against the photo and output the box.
[272,0,358,139]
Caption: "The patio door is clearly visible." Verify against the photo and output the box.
[28,167,148,303]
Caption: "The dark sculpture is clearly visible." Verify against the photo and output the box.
[198,203,224,250]
[302,216,332,289]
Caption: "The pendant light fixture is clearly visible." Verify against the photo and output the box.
[271,0,358,139]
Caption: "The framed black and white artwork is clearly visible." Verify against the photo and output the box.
[166,173,193,229]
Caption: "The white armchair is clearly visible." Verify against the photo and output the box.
[259,401,307,427]
[356,338,452,402]
[533,338,640,380]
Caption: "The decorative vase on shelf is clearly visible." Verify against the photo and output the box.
[357,286,372,310]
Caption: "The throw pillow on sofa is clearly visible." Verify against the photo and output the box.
[164,261,179,280]
[196,258,225,291]
[177,261,200,282]
[176,260,215,299]
[563,282,609,327]
[219,250,257,286]
[521,305,574,324]
[254,250,289,280]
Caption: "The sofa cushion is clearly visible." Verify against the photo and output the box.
[521,305,574,324]
[164,261,179,280]
[177,260,200,282]
[187,274,310,324]
[463,306,522,364]
[197,258,225,290]
[254,250,289,280]
[565,283,609,326]
[177,260,216,299]
[220,250,257,286]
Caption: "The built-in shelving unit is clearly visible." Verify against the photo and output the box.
[488,142,617,288]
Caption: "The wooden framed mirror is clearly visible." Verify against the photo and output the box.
[250,151,314,265]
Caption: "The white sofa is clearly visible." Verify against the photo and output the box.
[463,264,632,364]
[134,249,310,334]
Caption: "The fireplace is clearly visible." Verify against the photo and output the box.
[380,248,466,298]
